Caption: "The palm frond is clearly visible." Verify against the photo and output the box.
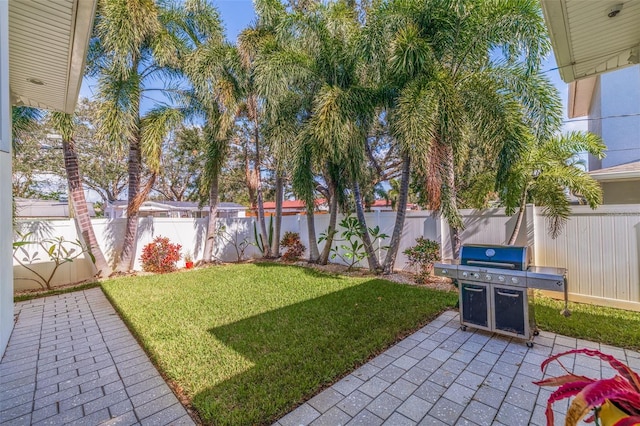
[140,106,184,172]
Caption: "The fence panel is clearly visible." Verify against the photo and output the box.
[439,208,530,259]
[534,205,640,310]
[13,205,640,311]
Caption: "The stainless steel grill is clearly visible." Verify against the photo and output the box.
[434,244,568,346]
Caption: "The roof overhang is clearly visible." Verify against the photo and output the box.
[541,0,640,83]
[8,0,96,113]
[590,161,640,182]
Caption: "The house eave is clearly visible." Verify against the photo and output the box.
[9,0,97,113]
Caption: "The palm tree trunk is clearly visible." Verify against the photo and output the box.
[305,205,320,262]
[245,142,257,208]
[63,138,111,277]
[319,183,338,265]
[354,181,380,272]
[116,137,142,273]
[203,174,220,262]
[443,144,463,258]
[382,153,410,274]
[252,99,271,258]
[508,188,529,245]
[270,171,284,257]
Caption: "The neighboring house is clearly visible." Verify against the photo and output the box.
[105,200,247,219]
[542,1,640,204]
[15,198,96,219]
[1,0,97,355]
[589,161,640,204]
[567,67,640,204]
[261,199,329,216]
[369,199,419,212]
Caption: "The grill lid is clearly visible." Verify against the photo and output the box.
[459,244,529,271]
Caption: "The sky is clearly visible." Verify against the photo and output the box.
[80,1,586,133]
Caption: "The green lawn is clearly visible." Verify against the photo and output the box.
[101,263,458,425]
[534,296,640,350]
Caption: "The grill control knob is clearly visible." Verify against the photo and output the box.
[462,272,469,278]
[441,269,448,275]
[498,275,505,282]
[485,274,492,281]
[472,273,480,279]
[511,277,519,284]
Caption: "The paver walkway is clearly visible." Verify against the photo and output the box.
[0,288,194,426]
[275,310,640,426]
[3,290,639,426]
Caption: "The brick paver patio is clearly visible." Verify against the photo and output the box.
[0,288,194,426]
[2,289,639,426]
[275,311,640,426]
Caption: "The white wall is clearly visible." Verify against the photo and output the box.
[0,0,13,356]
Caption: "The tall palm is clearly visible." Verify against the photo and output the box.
[49,112,111,276]
[256,0,375,265]
[366,0,560,267]
[168,0,234,263]
[238,26,274,258]
[502,131,605,244]
[88,0,185,272]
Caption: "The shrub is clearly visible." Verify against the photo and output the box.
[280,232,305,261]
[318,216,389,271]
[140,236,182,273]
[403,237,440,284]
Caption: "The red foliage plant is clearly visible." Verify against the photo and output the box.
[140,236,182,273]
[535,348,640,426]
[280,232,305,261]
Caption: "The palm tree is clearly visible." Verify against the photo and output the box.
[11,107,43,149]
[502,131,606,244]
[168,0,235,263]
[88,0,185,272]
[49,112,111,277]
[237,26,275,258]
[365,0,560,268]
[256,0,377,265]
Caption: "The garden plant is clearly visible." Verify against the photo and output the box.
[139,236,182,273]
[280,232,305,261]
[403,237,441,284]
[535,348,640,426]
[319,216,389,271]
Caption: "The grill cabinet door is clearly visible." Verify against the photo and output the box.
[493,285,526,336]
[460,283,490,329]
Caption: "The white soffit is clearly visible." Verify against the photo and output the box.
[8,0,96,113]
[541,0,640,83]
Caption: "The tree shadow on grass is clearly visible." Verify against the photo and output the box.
[194,279,457,425]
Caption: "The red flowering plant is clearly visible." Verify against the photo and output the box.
[140,236,182,273]
[535,348,640,426]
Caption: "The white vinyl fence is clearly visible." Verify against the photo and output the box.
[13,204,640,311]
